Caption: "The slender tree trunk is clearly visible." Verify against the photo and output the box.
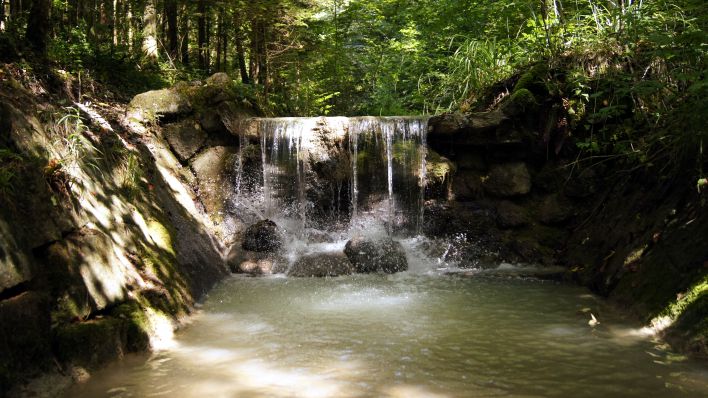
[127,1,133,51]
[0,0,6,32]
[142,0,158,60]
[215,9,223,71]
[111,0,117,47]
[26,0,52,55]
[234,11,249,83]
[180,7,189,65]
[197,0,207,70]
[165,0,178,60]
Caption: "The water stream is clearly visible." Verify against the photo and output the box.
[65,257,708,397]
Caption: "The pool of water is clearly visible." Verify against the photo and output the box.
[66,271,708,398]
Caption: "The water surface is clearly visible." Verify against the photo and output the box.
[66,269,708,398]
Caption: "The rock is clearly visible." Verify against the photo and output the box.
[0,292,52,391]
[190,146,239,215]
[452,171,485,201]
[484,162,531,197]
[538,194,574,225]
[496,201,530,228]
[54,317,128,369]
[427,112,468,136]
[227,247,286,275]
[0,220,34,294]
[242,220,283,253]
[344,238,408,274]
[206,72,231,86]
[455,151,486,171]
[162,120,207,162]
[199,108,228,135]
[288,252,353,277]
[127,88,191,123]
[428,110,521,147]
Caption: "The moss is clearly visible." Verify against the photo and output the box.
[110,302,150,351]
[146,218,176,257]
[54,317,126,368]
[509,88,538,110]
[513,63,549,96]
[426,149,455,184]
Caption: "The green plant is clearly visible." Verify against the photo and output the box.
[50,106,104,177]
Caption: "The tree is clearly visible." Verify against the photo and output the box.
[26,0,52,55]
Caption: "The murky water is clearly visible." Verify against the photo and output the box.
[66,268,708,398]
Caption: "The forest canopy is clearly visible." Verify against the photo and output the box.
[0,0,706,118]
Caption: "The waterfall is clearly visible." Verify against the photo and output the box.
[237,116,429,239]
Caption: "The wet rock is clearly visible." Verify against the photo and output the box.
[162,120,207,162]
[227,247,286,275]
[484,162,531,197]
[538,194,574,225]
[288,252,353,277]
[127,88,191,123]
[344,238,408,274]
[242,220,283,253]
[496,201,530,228]
[54,317,129,369]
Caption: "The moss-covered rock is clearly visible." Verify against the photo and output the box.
[54,317,129,368]
[127,88,191,123]
[513,63,549,96]
[110,302,150,352]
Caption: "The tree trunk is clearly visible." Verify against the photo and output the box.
[142,0,158,60]
[26,0,52,55]
[215,9,224,71]
[0,0,6,32]
[165,0,178,60]
[180,6,189,64]
[234,20,249,83]
[197,0,207,70]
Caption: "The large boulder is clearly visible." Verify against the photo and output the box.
[287,252,353,277]
[190,146,238,215]
[241,220,283,253]
[127,88,191,123]
[344,238,408,274]
[162,120,207,162]
[484,162,532,197]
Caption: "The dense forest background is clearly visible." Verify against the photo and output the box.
[0,0,704,116]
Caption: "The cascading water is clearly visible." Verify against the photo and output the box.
[235,116,429,241]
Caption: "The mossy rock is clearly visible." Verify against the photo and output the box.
[110,302,151,352]
[509,88,538,110]
[127,88,192,123]
[513,63,549,97]
[54,317,127,368]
